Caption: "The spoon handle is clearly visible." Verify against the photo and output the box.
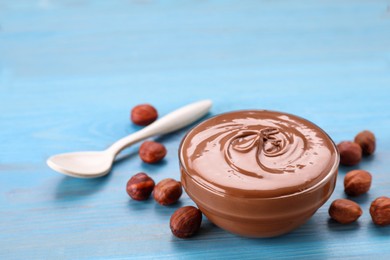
[107,100,212,155]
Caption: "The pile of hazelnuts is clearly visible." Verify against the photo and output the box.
[329,131,390,226]
[126,104,202,239]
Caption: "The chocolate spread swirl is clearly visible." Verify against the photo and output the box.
[180,110,337,198]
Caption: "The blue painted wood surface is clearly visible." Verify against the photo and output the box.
[1,0,390,259]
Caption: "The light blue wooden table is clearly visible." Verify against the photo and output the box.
[1,0,390,259]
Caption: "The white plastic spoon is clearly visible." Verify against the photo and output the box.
[47,100,212,178]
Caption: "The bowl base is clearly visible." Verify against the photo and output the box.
[199,205,316,238]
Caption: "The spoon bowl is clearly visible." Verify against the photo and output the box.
[47,151,114,178]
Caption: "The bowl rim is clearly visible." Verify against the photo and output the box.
[178,109,340,201]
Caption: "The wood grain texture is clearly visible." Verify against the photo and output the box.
[1,0,390,259]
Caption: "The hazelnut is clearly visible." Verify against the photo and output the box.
[344,170,372,196]
[370,196,390,226]
[131,104,158,126]
[354,130,376,156]
[170,206,202,238]
[126,172,155,201]
[139,141,167,164]
[153,178,182,205]
[329,199,362,224]
[337,141,362,166]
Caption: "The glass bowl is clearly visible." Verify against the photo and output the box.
[179,110,339,237]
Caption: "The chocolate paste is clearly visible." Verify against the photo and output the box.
[180,110,338,198]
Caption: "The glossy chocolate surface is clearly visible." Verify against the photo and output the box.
[180,110,338,198]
